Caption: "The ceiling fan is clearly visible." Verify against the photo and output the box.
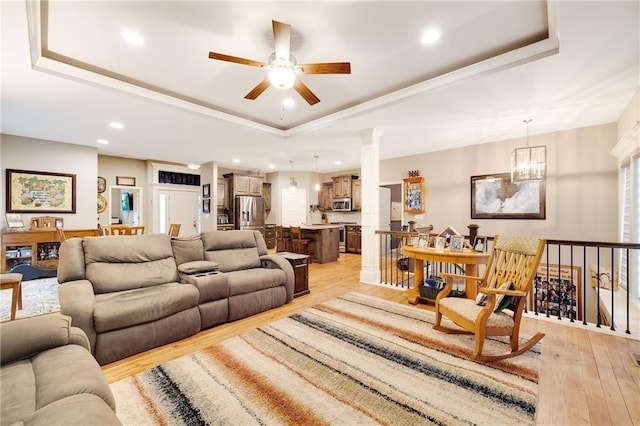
[208,20,351,105]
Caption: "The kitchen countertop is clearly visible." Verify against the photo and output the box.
[300,224,342,230]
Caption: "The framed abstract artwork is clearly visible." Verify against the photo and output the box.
[471,173,545,219]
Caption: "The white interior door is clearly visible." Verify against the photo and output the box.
[158,189,200,237]
[281,188,307,226]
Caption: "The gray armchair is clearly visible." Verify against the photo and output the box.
[0,314,121,425]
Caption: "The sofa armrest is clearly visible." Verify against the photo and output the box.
[0,314,88,365]
[260,254,295,302]
[58,279,98,354]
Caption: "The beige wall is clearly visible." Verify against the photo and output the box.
[1,135,98,229]
[97,155,148,228]
[380,122,619,242]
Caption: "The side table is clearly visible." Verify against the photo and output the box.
[278,252,310,297]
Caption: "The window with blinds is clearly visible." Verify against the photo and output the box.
[620,163,631,291]
[619,155,640,293]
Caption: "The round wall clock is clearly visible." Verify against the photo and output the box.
[97,177,107,193]
[97,194,107,213]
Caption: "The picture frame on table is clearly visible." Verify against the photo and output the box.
[471,173,545,219]
[473,236,487,252]
[5,213,25,229]
[417,233,429,248]
[450,235,465,252]
[6,169,76,213]
[433,236,445,250]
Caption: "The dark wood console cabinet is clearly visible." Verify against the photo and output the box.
[278,252,310,297]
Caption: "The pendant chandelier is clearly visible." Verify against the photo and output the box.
[511,119,546,182]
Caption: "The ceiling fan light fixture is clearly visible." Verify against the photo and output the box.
[268,59,296,89]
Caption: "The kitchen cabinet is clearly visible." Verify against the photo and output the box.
[351,179,362,211]
[217,179,228,209]
[318,183,333,211]
[346,225,362,254]
[1,229,99,274]
[263,182,272,211]
[226,174,263,196]
[264,224,276,249]
[300,225,340,263]
[332,176,352,198]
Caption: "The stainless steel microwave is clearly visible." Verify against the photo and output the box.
[332,198,352,211]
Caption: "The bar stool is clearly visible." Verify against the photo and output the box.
[276,225,291,252]
[290,226,312,262]
[1,273,23,320]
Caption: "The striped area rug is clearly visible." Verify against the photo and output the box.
[111,292,542,425]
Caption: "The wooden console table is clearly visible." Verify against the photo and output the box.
[402,246,489,304]
[1,229,99,277]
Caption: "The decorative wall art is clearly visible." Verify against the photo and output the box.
[6,169,76,213]
[203,198,211,214]
[531,263,582,320]
[203,183,211,198]
[116,176,136,186]
[470,173,545,219]
[403,177,425,214]
[97,177,107,193]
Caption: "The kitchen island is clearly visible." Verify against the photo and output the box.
[299,224,341,264]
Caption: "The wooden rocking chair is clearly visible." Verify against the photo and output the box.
[434,235,546,362]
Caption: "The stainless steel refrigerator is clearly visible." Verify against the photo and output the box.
[234,196,265,232]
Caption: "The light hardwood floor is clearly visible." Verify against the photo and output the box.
[102,253,640,426]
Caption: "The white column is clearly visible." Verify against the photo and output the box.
[360,128,383,284]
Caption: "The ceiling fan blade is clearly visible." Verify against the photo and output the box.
[208,52,266,68]
[297,62,351,74]
[272,20,291,60]
[244,78,271,100]
[293,79,320,105]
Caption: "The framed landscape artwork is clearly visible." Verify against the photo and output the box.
[6,169,76,213]
[470,173,545,219]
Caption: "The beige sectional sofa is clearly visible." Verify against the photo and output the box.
[57,230,294,365]
[0,314,121,425]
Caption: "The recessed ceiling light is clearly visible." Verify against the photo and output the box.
[232,158,240,163]
[187,164,200,170]
[268,164,276,169]
[97,139,109,145]
[109,121,124,129]
[334,160,342,166]
[421,29,441,45]
[122,30,144,46]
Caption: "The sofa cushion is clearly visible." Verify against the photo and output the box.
[226,269,287,296]
[93,283,199,333]
[178,260,219,275]
[171,235,204,265]
[26,393,122,426]
[84,234,178,294]
[0,345,117,425]
[201,231,262,272]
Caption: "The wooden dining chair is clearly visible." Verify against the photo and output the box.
[109,225,145,236]
[289,226,311,262]
[275,225,291,252]
[168,223,181,237]
[434,235,546,362]
[56,227,66,242]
